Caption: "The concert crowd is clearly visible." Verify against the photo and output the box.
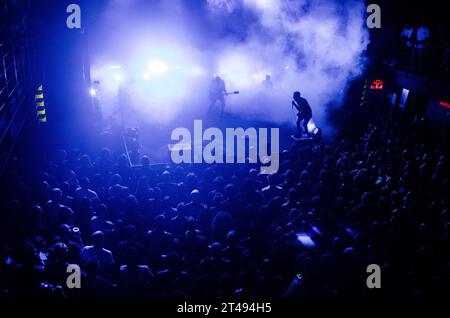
[0,107,448,299]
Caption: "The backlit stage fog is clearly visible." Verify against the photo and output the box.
[88,0,369,133]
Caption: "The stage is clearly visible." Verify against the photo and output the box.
[95,111,304,167]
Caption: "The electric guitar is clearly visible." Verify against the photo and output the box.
[224,91,239,96]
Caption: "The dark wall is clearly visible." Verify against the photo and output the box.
[30,0,93,147]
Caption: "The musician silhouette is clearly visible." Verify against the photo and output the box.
[292,91,312,138]
[261,74,273,91]
[208,76,227,116]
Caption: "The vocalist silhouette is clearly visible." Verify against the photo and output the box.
[292,91,312,138]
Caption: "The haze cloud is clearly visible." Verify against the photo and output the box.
[90,0,369,134]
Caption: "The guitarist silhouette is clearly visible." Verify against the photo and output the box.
[208,76,227,116]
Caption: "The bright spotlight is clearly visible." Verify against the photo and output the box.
[147,59,169,76]
[307,120,317,132]
[90,88,97,96]
[114,73,123,81]
[143,72,150,80]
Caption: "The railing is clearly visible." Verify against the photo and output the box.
[0,40,33,173]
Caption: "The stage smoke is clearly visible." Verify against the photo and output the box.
[89,0,369,135]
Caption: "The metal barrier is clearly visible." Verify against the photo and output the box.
[0,40,33,173]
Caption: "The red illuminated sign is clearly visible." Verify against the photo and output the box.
[439,101,450,109]
[370,79,384,90]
